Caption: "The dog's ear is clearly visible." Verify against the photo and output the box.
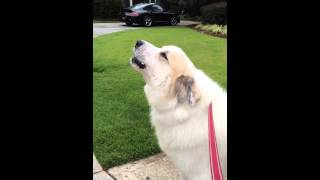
[174,75,200,105]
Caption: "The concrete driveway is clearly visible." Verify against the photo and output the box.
[93,20,199,38]
[93,23,141,37]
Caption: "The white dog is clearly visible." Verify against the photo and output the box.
[130,40,227,180]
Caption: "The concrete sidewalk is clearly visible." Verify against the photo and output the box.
[93,154,114,180]
[93,153,182,180]
[108,153,182,180]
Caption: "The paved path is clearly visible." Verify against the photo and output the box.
[108,153,182,180]
[94,153,182,180]
[93,154,114,180]
[93,20,199,38]
[93,23,141,37]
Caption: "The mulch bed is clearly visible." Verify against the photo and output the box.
[186,24,227,39]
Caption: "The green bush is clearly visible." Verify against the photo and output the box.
[195,24,227,37]
[93,0,122,19]
[195,24,202,29]
[200,2,227,25]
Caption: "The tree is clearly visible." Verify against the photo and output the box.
[93,0,122,18]
[166,0,226,16]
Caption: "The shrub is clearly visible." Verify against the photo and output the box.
[195,24,202,29]
[93,0,122,19]
[195,24,227,37]
[200,2,227,25]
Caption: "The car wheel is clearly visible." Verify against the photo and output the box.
[125,20,133,26]
[143,16,152,27]
[170,16,178,26]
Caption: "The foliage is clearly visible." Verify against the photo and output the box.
[93,0,122,18]
[200,2,227,24]
[195,24,227,37]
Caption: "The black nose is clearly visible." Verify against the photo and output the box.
[135,40,144,48]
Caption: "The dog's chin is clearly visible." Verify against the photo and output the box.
[130,60,141,72]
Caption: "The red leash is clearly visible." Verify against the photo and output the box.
[208,102,224,180]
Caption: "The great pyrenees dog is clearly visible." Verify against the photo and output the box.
[130,40,227,180]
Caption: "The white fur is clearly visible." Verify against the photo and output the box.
[131,41,227,180]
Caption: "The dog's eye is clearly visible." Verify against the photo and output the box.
[160,51,168,61]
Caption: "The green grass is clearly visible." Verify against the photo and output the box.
[93,26,227,169]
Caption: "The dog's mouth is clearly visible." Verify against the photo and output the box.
[131,57,146,69]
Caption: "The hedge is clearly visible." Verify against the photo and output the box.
[200,2,227,25]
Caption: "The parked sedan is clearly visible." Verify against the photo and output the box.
[120,3,180,27]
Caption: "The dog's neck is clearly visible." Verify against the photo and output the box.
[144,76,178,112]
[144,73,170,87]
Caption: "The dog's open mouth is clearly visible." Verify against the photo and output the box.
[132,57,146,69]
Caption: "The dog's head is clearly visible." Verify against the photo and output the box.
[130,40,200,105]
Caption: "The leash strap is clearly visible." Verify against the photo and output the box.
[208,102,224,180]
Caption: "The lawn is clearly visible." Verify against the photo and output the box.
[93,26,227,169]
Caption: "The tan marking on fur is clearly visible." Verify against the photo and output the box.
[162,50,201,103]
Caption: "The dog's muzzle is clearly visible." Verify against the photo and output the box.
[131,57,146,69]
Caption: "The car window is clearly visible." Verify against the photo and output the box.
[152,5,163,12]
[143,5,153,11]
[131,3,149,10]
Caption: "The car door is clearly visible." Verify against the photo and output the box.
[151,5,163,22]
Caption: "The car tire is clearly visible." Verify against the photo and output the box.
[170,16,178,26]
[143,16,152,27]
[125,20,133,26]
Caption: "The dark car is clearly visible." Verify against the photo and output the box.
[120,3,180,27]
